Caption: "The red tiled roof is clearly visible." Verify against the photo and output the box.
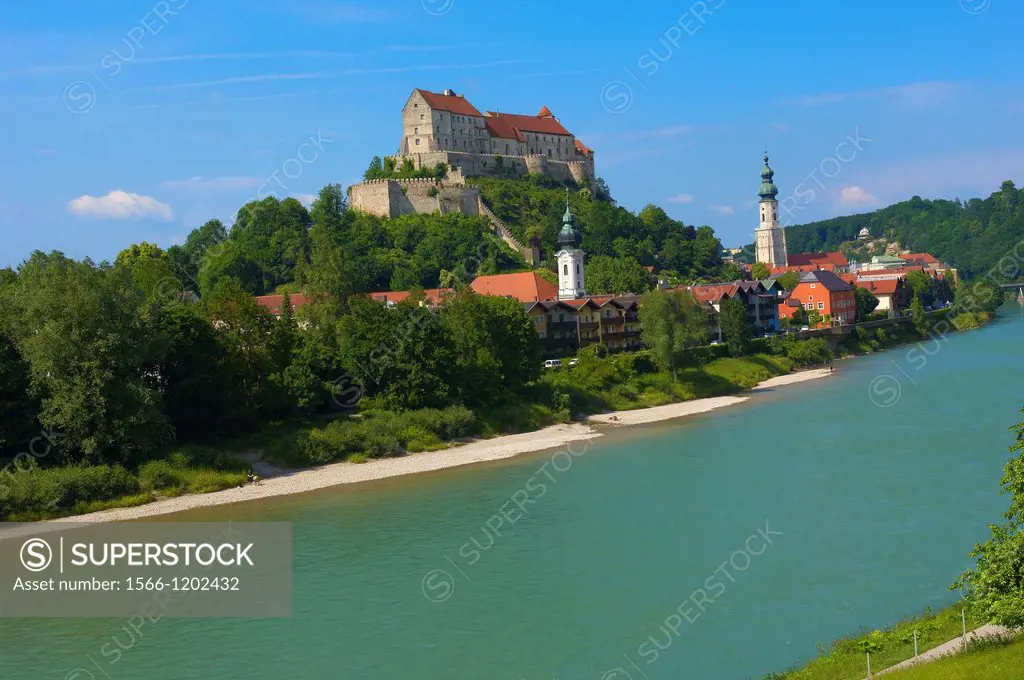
[255,293,312,315]
[856,266,925,278]
[537,105,554,117]
[416,89,482,117]
[787,251,849,268]
[368,288,452,305]
[470,272,559,302]
[902,253,941,265]
[688,283,739,304]
[857,279,900,296]
[771,263,837,275]
[486,111,572,137]
[484,116,526,142]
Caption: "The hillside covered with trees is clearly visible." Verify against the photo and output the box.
[768,181,1024,279]
[473,177,740,286]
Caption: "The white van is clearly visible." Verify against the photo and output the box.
[543,359,562,369]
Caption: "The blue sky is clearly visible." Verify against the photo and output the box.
[2,0,1022,267]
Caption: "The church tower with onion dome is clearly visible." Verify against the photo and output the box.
[556,192,586,300]
[755,153,788,267]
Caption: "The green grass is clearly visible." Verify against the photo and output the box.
[763,605,985,679]
[883,635,1024,680]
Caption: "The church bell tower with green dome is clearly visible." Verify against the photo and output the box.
[755,153,788,268]
[556,190,587,300]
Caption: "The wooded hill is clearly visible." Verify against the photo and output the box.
[749,181,1024,279]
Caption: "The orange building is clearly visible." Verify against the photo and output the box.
[778,270,856,325]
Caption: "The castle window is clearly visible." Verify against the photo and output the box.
[414,127,418,134]
[563,264,568,275]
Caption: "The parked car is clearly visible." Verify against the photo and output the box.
[710,340,721,346]
[800,325,810,331]
[568,359,578,367]
[543,359,562,369]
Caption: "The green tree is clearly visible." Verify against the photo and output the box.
[910,294,928,334]
[751,262,771,280]
[438,290,538,406]
[0,252,170,464]
[363,156,385,180]
[788,307,809,328]
[198,240,263,297]
[905,270,934,306]
[337,296,452,409]
[201,277,278,421]
[777,271,800,290]
[115,242,179,302]
[639,289,709,380]
[151,300,241,439]
[0,333,37,453]
[953,411,1024,626]
[586,255,652,295]
[231,196,311,291]
[719,298,752,356]
[854,286,880,320]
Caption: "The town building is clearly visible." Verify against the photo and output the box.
[754,154,788,267]
[255,293,312,316]
[856,278,908,317]
[686,281,780,335]
[784,251,851,273]
[394,88,595,187]
[856,254,908,272]
[778,270,857,325]
[858,227,871,239]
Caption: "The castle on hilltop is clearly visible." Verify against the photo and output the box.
[348,88,597,266]
[395,88,595,186]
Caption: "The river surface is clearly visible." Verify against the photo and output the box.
[3,306,1023,680]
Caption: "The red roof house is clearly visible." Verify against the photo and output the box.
[469,272,559,303]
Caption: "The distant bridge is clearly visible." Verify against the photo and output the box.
[1000,281,1024,301]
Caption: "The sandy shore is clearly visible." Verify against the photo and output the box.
[589,367,831,425]
[38,367,831,525]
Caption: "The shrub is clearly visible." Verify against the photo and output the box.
[1,465,141,519]
[139,460,182,491]
[786,337,833,366]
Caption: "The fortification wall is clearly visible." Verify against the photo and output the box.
[348,179,481,219]
[397,151,593,185]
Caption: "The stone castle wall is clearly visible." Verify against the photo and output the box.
[399,151,594,187]
[348,178,481,220]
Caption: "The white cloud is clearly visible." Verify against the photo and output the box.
[293,193,317,206]
[67,190,173,221]
[710,205,735,216]
[666,193,694,204]
[839,186,879,206]
[789,81,962,109]
[160,176,263,192]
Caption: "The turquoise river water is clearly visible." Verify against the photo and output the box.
[2,306,1023,679]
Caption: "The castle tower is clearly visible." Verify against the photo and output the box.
[556,192,586,300]
[755,153,788,267]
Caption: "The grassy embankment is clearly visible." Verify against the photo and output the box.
[883,635,1024,680]
[761,604,990,679]
[0,445,247,521]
